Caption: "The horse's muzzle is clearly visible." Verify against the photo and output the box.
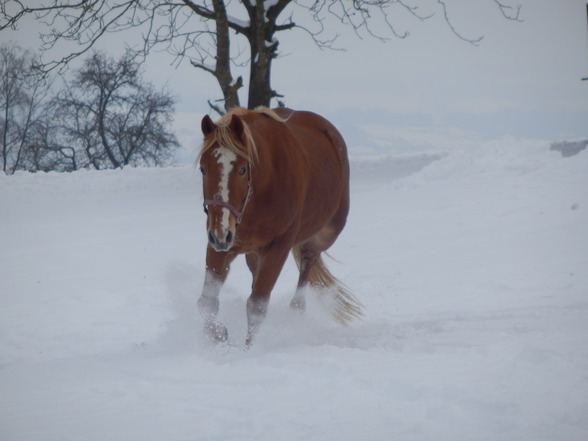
[208,229,234,252]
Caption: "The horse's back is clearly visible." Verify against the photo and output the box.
[266,108,350,242]
[275,108,349,157]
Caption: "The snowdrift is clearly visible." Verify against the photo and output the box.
[1,137,587,441]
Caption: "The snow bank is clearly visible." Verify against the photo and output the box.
[1,139,587,441]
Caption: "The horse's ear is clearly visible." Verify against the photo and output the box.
[201,114,216,136]
[229,114,244,139]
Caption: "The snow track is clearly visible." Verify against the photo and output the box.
[1,139,587,440]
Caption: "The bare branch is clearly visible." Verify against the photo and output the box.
[0,0,89,31]
[396,0,434,22]
[34,0,140,73]
[437,0,484,45]
[291,21,343,51]
[493,0,523,22]
[182,0,249,34]
[190,59,215,75]
[180,0,214,20]
[287,2,342,50]
[0,0,525,114]
[207,99,225,116]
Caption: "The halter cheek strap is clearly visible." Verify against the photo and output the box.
[203,164,252,226]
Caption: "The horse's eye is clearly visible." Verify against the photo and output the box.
[200,167,206,175]
[238,167,247,176]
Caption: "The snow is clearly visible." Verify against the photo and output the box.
[227,15,250,29]
[191,61,216,73]
[263,0,280,10]
[1,137,587,440]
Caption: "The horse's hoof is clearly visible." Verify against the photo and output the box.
[289,297,306,312]
[204,321,228,343]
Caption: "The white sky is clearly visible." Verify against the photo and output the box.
[3,0,588,159]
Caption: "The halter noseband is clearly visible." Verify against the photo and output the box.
[203,163,252,226]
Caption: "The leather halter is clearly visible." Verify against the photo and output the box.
[203,163,252,226]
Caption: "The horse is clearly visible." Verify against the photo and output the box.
[196,107,362,345]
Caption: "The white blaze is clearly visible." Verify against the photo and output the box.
[213,147,237,231]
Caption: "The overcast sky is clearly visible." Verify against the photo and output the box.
[4,0,588,159]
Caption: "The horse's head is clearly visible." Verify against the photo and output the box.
[198,113,253,252]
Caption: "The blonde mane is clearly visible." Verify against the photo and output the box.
[255,106,292,123]
[197,107,292,164]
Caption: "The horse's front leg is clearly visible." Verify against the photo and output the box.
[245,243,291,346]
[198,245,237,342]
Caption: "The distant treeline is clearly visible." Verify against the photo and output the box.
[1,43,179,175]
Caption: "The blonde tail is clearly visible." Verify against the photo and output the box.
[292,247,363,325]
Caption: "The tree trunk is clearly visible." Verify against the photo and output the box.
[247,49,273,109]
[96,88,121,169]
[211,0,241,111]
[2,106,9,173]
[247,2,277,109]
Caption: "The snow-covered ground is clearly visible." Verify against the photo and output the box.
[1,137,587,441]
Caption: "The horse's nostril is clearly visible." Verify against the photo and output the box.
[226,230,233,244]
[208,231,217,245]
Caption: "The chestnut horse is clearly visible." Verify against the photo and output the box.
[197,107,362,345]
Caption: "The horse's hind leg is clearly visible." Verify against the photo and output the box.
[290,243,320,312]
[290,219,362,325]
[290,225,341,311]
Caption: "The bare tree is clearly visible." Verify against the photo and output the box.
[53,50,179,169]
[0,43,50,174]
[0,43,178,173]
[25,117,79,172]
[0,0,522,114]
